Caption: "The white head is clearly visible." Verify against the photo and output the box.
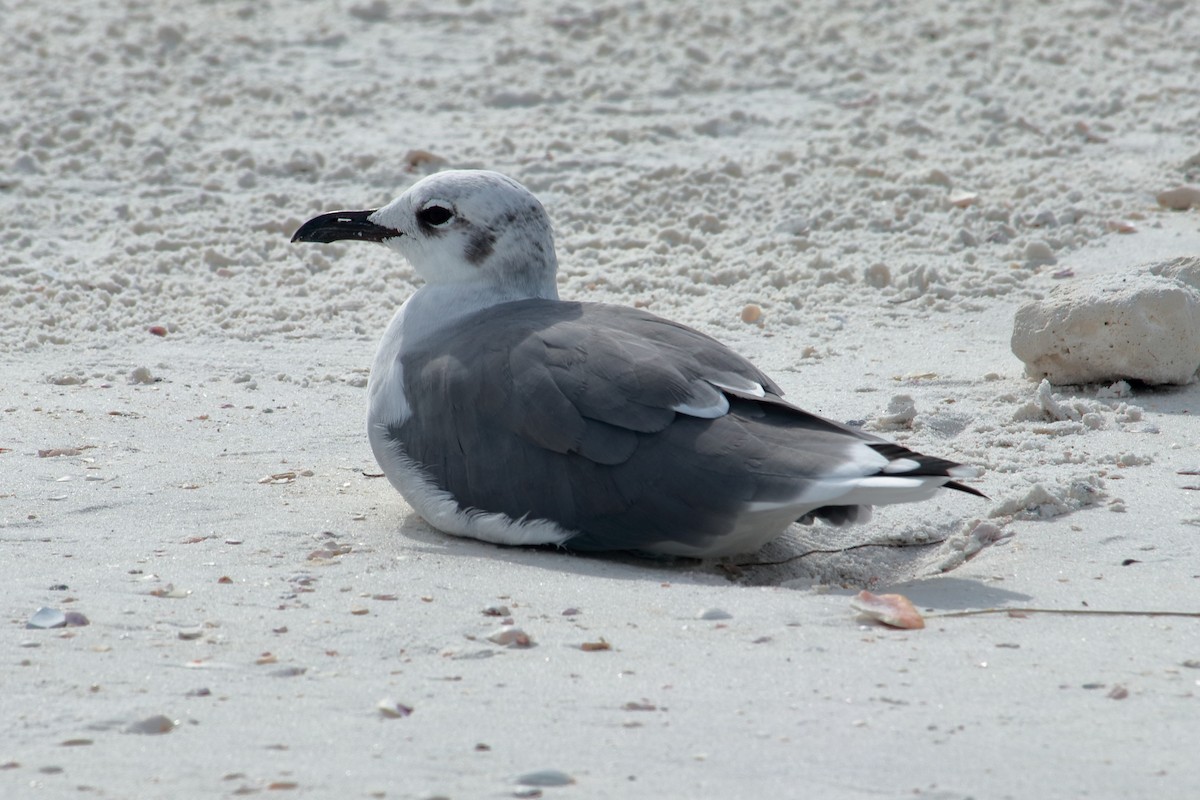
[293,169,559,301]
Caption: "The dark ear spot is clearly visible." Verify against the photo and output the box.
[464,229,496,265]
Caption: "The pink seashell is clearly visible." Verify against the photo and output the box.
[850,590,926,629]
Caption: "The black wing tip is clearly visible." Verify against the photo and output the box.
[945,479,988,499]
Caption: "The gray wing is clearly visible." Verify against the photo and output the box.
[394,299,962,552]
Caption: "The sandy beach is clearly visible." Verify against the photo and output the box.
[3,1,1199,797]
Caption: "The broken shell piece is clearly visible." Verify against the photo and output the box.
[486,626,534,648]
[26,607,67,629]
[377,698,414,718]
[579,638,611,652]
[38,447,83,458]
[850,590,925,629]
[948,190,979,208]
[148,584,190,598]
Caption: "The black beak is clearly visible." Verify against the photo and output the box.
[290,209,400,244]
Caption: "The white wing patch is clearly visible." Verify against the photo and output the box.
[709,376,766,397]
[671,375,770,419]
[671,379,731,419]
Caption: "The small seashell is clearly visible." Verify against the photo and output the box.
[850,590,926,629]
[482,605,511,617]
[147,325,168,337]
[63,611,89,627]
[377,698,414,718]
[27,607,67,629]
[487,626,534,648]
[947,190,978,208]
[740,303,762,324]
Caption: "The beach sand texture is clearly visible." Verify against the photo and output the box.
[3,2,1199,797]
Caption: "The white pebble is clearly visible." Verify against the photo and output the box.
[1024,240,1055,264]
[1156,185,1200,210]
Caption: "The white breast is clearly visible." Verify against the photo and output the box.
[366,292,574,548]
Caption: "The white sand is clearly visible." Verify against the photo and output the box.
[4,1,1200,797]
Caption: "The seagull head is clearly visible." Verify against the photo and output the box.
[292,169,559,300]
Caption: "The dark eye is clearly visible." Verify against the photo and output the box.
[417,205,454,227]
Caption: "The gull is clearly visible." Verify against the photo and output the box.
[292,170,983,557]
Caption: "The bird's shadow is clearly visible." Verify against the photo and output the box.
[378,510,1029,609]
